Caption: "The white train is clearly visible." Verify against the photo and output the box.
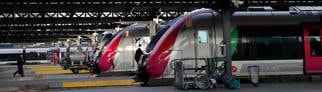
[0,47,92,62]
[98,24,151,73]
[132,7,322,84]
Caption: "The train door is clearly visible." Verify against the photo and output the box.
[303,23,322,74]
[195,27,213,64]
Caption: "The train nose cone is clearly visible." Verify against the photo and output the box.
[98,53,113,72]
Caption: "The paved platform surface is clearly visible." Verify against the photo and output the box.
[48,82,322,92]
[0,64,137,92]
[1,64,321,92]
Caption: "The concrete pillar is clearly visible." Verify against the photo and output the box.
[57,41,62,62]
[65,39,70,57]
[65,39,70,48]
[150,20,157,37]
[76,36,82,51]
[91,32,98,45]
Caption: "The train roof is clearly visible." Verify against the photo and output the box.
[231,11,322,16]
[229,6,322,16]
[289,6,322,11]
[0,46,92,54]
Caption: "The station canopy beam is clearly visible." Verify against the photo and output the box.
[0,0,217,31]
[0,0,218,43]
[0,0,321,43]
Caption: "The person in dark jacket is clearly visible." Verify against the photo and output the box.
[135,48,143,64]
[13,54,25,77]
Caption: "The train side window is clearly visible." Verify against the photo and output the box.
[232,27,303,60]
[309,29,322,56]
[197,29,208,44]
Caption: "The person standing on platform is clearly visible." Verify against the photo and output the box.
[135,48,143,64]
[13,54,25,77]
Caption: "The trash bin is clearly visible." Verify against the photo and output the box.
[248,65,259,86]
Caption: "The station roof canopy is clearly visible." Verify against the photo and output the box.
[0,0,321,43]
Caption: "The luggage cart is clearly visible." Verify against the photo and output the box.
[173,57,240,90]
[173,58,213,90]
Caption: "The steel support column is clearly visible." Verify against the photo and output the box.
[222,1,233,79]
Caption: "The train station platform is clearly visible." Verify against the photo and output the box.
[3,64,320,92]
[0,64,139,92]
[0,60,50,65]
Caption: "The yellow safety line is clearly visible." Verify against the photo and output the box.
[30,68,66,71]
[27,65,89,75]
[63,80,138,88]
[35,70,89,75]
[28,67,63,69]
[28,66,61,68]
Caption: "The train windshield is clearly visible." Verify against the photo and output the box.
[107,29,123,44]
[95,33,112,46]
[145,16,183,53]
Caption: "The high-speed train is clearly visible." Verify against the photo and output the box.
[92,31,113,63]
[0,47,92,62]
[98,24,150,72]
[135,7,322,82]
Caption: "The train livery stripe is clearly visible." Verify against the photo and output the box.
[231,28,239,55]
[98,29,125,72]
[146,19,184,78]
[146,9,214,78]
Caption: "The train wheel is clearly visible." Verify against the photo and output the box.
[72,69,79,74]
